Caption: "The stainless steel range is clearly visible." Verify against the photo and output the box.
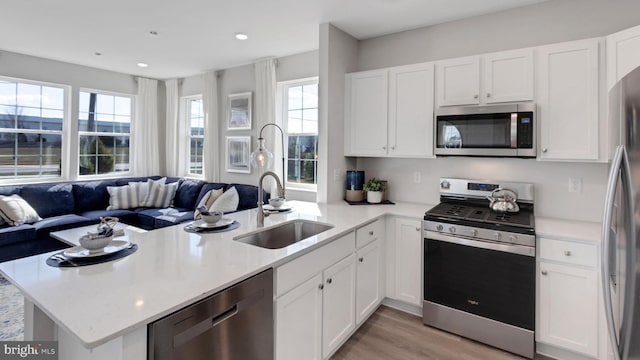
[422,178,535,359]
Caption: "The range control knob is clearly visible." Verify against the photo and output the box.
[493,232,502,241]
[440,180,451,190]
[436,224,443,231]
[508,235,517,243]
[449,226,456,233]
[470,229,478,237]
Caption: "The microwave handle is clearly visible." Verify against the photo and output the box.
[510,113,517,148]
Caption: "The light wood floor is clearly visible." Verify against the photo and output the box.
[332,305,548,360]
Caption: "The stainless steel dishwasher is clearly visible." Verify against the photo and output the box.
[148,268,273,360]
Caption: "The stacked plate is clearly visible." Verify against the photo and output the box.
[63,240,132,259]
[192,218,235,230]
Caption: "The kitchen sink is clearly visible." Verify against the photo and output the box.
[234,219,334,249]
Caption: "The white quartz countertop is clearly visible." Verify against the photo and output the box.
[535,217,602,243]
[0,200,429,348]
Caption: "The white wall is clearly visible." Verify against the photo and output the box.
[348,0,640,222]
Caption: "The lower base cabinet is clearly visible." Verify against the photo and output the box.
[356,239,383,324]
[322,254,356,358]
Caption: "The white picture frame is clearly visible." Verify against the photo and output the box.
[226,136,251,173]
[227,92,252,130]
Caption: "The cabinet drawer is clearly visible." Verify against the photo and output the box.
[356,219,384,248]
[276,232,356,296]
[538,238,597,267]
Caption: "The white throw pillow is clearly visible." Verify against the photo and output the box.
[194,188,224,220]
[141,180,179,208]
[106,185,140,210]
[209,187,239,213]
[129,177,166,207]
[0,194,41,226]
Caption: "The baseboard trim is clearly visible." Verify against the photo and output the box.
[381,297,421,317]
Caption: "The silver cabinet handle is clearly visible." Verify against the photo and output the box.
[359,257,364,263]
[541,270,548,275]
[542,148,548,153]
[486,93,491,98]
[416,227,421,231]
[326,278,332,284]
[473,94,479,99]
[318,284,324,290]
[564,250,572,256]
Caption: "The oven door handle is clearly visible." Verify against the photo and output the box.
[425,231,535,257]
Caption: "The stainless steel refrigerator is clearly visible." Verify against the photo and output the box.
[603,65,640,360]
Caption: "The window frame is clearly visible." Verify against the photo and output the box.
[183,95,205,178]
[0,75,70,183]
[277,77,319,192]
[77,87,134,178]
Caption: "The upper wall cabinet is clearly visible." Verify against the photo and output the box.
[345,62,435,158]
[436,48,534,106]
[606,24,640,91]
[537,38,601,161]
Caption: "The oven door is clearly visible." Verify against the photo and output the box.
[424,231,535,330]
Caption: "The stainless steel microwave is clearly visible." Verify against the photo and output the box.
[434,103,536,158]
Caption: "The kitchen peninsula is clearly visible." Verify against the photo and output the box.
[0,201,427,360]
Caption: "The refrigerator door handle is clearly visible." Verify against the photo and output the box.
[620,146,637,360]
[602,145,626,360]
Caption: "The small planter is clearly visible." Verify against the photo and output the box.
[366,191,383,204]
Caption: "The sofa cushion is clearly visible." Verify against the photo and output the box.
[33,214,94,239]
[0,185,21,196]
[174,179,205,209]
[138,208,193,229]
[228,183,267,211]
[78,209,140,225]
[115,176,161,186]
[20,183,74,218]
[0,224,36,247]
[0,195,42,226]
[73,180,118,213]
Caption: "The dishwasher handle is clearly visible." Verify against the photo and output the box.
[172,289,263,348]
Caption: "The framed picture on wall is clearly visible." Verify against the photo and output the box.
[226,136,251,173]
[227,92,252,130]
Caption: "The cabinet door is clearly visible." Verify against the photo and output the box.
[436,56,480,106]
[276,273,323,360]
[537,38,600,161]
[322,254,356,359]
[356,239,383,325]
[345,70,388,156]
[606,24,640,90]
[483,48,533,103]
[388,62,435,158]
[538,261,598,357]
[394,218,422,306]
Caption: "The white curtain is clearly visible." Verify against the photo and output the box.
[133,77,160,176]
[254,59,279,197]
[203,71,220,182]
[164,79,180,177]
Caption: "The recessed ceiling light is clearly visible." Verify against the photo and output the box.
[137,62,149,68]
[149,31,158,36]
[235,33,248,40]
[94,52,102,56]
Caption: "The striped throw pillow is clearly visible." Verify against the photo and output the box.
[106,185,140,210]
[0,194,41,226]
[141,181,179,208]
[129,177,167,207]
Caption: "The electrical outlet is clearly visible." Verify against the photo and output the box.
[333,169,342,181]
[413,171,421,183]
[569,178,582,193]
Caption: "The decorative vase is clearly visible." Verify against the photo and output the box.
[367,191,383,204]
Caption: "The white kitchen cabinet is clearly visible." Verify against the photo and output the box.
[393,218,422,306]
[345,63,435,158]
[276,273,323,360]
[356,239,383,325]
[537,237,599,358]
[322,253,356,358]
[345,69,388,156]
[606,24,640,90]
[436,48,533,106]
[537,38,601,161]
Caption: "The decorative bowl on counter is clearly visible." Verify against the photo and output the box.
[201,211,224,224]
[269,198,286,209]
[79,234,113,252]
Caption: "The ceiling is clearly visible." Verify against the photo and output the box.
[1,0,550,79]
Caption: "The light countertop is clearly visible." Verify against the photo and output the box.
[535,217,602,243]
[0,200,429,349]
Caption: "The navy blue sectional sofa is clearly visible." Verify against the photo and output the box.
[0,176,267,263]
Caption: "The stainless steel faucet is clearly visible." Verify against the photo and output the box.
[257,171,284,227]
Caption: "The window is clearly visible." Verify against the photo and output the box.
[282,79,318,189]
[186,97,204,175]
[78,91,132,176]
[0,79,65,178]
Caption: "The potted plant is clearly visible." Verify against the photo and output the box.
[363,178,386,203]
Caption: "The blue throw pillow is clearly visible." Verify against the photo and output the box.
[174,179,205,209]
[20,183,74,218]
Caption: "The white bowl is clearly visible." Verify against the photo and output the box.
[79,235,113,253]
[201,211,223,224]
[269,198,286,209]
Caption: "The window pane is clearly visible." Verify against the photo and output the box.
[114,97,131,116]
[96,94,114,115]
[41,86,64,110]
[302,109,318,133]
[288,110,302,134]
[79,92,90,112]
[17,83,41,108]
[78,135,127,175]
[302,83,318,108]
[114,116,131,133]
[190,138,203,175]
[0,112,14,128]
[0,82,17,106]
[288,86,303,110]
[41,109,64,131]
